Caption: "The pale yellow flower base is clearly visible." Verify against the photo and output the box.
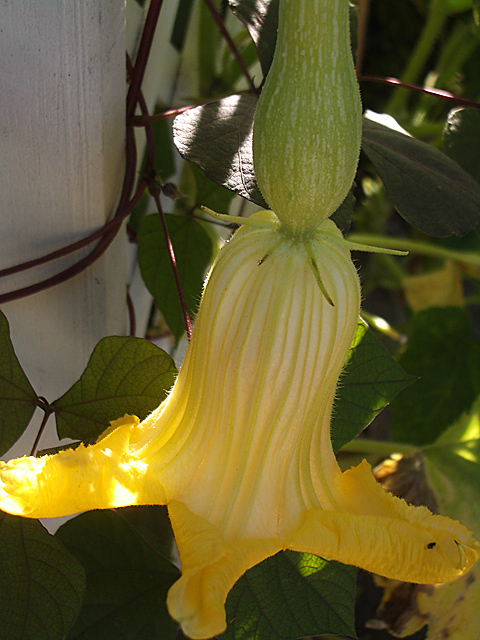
[1,214,478,639]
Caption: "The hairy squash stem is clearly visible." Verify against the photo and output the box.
[0,1,478,639]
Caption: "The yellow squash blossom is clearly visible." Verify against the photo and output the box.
[0,212,478,639]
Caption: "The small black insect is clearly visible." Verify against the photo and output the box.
[426,541,437,549]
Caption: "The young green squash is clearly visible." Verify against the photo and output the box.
[253,0,362,235]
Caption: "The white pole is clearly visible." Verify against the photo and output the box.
[0,0,127,412]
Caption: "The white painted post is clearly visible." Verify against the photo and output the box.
[0,1,127,452]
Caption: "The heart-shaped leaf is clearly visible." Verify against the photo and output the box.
[362,116,480,237]
[0,513,85,640]
[221,551,356,640]
[54,337,177,441]
[57,510,179,640]
[173,94,266,207]
[137,214,214,344]
[390,307,480,446]
[0,310,38,456]
[331,320,414,452]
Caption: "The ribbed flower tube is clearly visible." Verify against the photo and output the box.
[0,214,478,639]
[130,215,360,531]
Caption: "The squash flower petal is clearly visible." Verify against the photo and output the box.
[0,213,478,639]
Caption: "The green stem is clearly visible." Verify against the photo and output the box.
[348,233,480,270]
[340,438,419,457]
[387,0,449,115]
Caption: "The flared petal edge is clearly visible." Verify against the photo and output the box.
[167,500,282,639]
[287,460,480,585]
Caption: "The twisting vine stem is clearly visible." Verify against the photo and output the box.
[359,75,480,110]
[126,53,193,340]
[126,0,164,118]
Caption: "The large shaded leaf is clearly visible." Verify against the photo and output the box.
[173,94,266,207]
[57,510,179,640]
[221,551,356,640]
[0,311,38,456]
[137,213,214,344]
[390,307,480,446]
[331,320,414,452]
[362,116,480,237]
[0,513,85,640]
[443,107,480,183]
[54,337,177,441]
[228,0,279,76]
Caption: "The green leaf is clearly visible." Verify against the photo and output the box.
[57,510,180,640]
[0,513,85,640]
[426,432,480,529]
[170,0,195,52]
[0,310,38,456]
[426,393,480,519]
[221,551,356,640]
[54,337,176,441]
[151,117,176,181]
[330,186,355,235]
[362,116,480,237]
[115,505,175,560]
[228,0,279,76]
[198,0,221,98]
[191,162,237,212]
[220,36,259,89]
[137,214,214,343]
[127,189,150,235]
[331,320,414,452]
[390,307,480,446]
[174,161,237,217]
[443,107,480,183]
[173,94,267,207]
